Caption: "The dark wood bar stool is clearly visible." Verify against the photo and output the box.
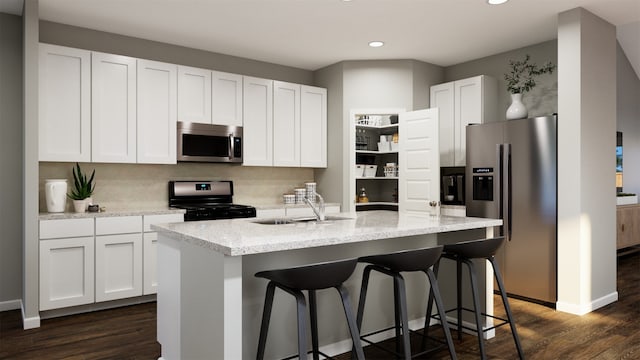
[255,258,365,360]
[356,246,457,360]
[424,237,525,359]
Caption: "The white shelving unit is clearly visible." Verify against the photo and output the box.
[350,109,405,213]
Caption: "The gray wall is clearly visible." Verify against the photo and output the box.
[616,43,640,195]
[0,13,23,304]
[444,40,558,122]
[40,21,313,85]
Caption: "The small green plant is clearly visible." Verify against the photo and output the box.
[504,54,556,94]
[68,162,95,200]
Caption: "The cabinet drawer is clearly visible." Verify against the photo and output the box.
[96,216,142,235]
[40,218,94,239]
[144,213,184,232]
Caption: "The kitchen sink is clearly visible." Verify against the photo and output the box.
[252,215,353,225]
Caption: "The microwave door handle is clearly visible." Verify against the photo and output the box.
[228,134,234,160]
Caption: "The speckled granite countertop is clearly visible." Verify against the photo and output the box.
[151,210,502,256]
[39,208,185,220]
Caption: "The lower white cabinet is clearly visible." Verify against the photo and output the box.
[39,236,95,311]
[39,213,183,311]
[143,232,159,295]
[95,233,143,302]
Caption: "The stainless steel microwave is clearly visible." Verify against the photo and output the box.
[177,122,243,163]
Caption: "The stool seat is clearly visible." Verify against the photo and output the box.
[356,246,457,360]
[442,237,504,259]
[256,258,365,360]
[255,258,357,290]
[358,246,443,272]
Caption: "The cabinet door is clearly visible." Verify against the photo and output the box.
[212,71,243,126]
[40,237,95,310]
[273,81,300,167]
[178,66,212,124]
[143,232,159,295]
[300,85,327,168]
[453,76,483,166]
[398,108,440,214]
[137,59,177,164]
[95,233,143,302]
[430,82,455,167]
[92,52,137,163]
[617,205,640,249]
[39,44,91,162]
[243,76,273,166]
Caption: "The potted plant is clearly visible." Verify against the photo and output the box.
[504,54,555,120]
[67,162,96,212]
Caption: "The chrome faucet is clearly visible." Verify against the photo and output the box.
[304,191,325,221]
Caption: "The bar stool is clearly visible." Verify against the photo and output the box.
[356,246,457,360]
[255,258,365,360]
[424,237,525,359]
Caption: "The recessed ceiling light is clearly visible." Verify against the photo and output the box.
[487,0,509,4]
[369,41,384,48]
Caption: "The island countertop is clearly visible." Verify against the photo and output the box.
[151,210,502,256]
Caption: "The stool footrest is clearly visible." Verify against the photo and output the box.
[430,307,512,333]
[281,349,336,360]
[359,326,447,359]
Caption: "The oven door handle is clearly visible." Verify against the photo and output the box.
[228,134,235,160]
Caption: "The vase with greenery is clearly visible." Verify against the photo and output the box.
[504,54,556,119]
[68,162,95,212]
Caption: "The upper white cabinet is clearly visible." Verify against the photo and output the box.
[137,60,177,164]
[300,85,327,167]
[212,71,243,126]
[273,81,301,167]
[38,44,91,162]
[243,76,274,166]
[91,52,137,163]
[177,66,211,124]
[430,75,496,166]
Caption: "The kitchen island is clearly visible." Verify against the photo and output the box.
[152,210,502,360]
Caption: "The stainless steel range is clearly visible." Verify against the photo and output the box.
[169,180,256,221]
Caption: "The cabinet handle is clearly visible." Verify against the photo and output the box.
[621,224,625,232]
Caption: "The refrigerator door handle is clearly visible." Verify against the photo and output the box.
[503,143,513,241]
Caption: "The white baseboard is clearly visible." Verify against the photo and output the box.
[556,291,619,315]
[0,299,21,312]
[21,301,41,329]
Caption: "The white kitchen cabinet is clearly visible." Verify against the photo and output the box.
[243,76,274,166]
[273,81,301,167]
[430,75,496,166]
[212,71,243,126]
[143,213,185,295]
[38,43,91,162]
[39,218,95,311]
[177,66,212,124]
[92,52,137,163]
[137,60,178,164]
[300,85,327,167]
[95,216,143,302]
[95,233,143,302]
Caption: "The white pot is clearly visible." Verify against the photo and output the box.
[72,199,88,213]
[506,93,528,120]
[45,179,68,213]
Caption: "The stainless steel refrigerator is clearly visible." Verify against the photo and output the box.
[465,115,557,305]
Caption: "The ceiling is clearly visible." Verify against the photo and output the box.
[1,0,639,73]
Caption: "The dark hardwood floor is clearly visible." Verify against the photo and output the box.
[1,252,638,360]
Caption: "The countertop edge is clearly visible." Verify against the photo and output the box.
[39,208,186,220]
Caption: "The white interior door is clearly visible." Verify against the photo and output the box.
[398,108,440,214]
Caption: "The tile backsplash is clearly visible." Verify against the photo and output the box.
[39,162,314,212]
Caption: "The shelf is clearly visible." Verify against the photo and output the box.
[356,177,398,180]
[355,123,398,129]
[355,202,398,207]
[356,150,398,155]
